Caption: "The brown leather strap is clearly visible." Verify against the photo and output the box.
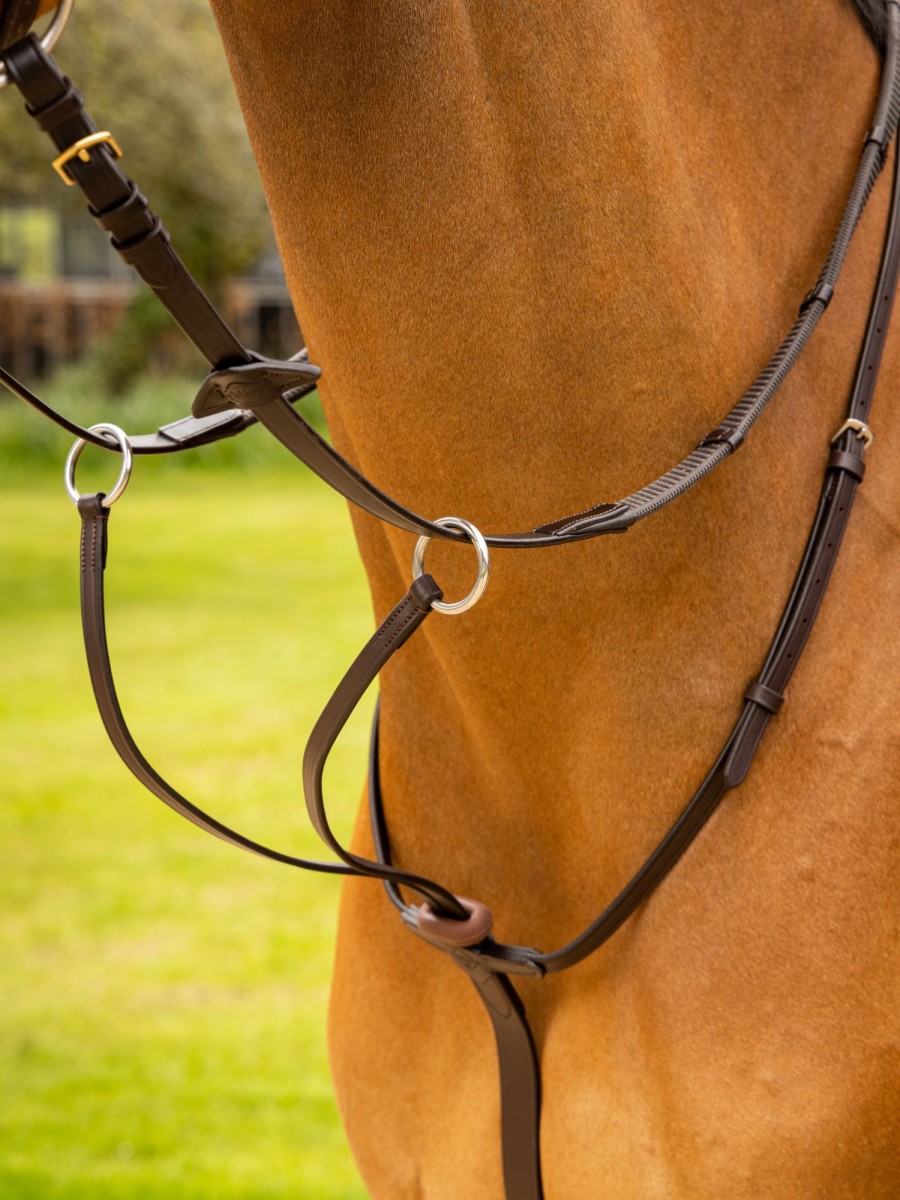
[5,13,900,544]
[2,34,247,368]
[301,574,476,917]
[0,360,310,455]
[76,491,359,876]
[49,9,900,1200]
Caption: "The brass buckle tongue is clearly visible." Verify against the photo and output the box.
[52,131,123,185]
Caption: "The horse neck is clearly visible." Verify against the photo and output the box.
[213,2,893,939]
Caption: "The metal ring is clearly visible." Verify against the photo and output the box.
[0,0,75,91]
[412,516,490,616]
[64,423,133,508]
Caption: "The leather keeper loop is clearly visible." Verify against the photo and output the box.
[91,181,151,242]
[91,178,150,232]
[827,448,866,481]
[865,123,889,157]
[27,75,83,132]
[744,681,784,715]
[113,215,171,264]
[417,897,493,947]
[698,425,744,453]
[799,282,834,315]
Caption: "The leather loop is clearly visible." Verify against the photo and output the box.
[799,281,835,314]
[417,898,493,947]
[828,447,866,480]
[26,73,82,130]
[744,681,784,714]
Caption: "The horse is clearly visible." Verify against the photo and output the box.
[5,1,899,1196]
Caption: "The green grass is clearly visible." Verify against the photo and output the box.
[0,443,373,1198]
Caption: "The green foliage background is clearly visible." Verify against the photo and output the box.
[1,4,371,1194]
[1,444,372,1199]
[0,0,269,286]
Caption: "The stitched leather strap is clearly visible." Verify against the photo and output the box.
[360,117,900,1198]
[77,489,359,876]
[5,10,900,543]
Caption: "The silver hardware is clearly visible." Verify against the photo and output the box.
[0,0,76,92]
[412,516,490,616]
[831,418,874,449]
[64,423,133,508]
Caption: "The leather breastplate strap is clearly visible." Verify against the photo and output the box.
[3,10,900,544]
[10,3,900,1198]
[74,123,900,1196]
[364,133,900,1195]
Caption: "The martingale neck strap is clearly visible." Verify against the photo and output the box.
[3,5,900,543]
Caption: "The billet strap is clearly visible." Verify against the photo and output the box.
[5,8,900,543]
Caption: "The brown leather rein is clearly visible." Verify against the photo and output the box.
[3,5,900,1198]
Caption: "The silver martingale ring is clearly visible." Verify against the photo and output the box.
[64,423,133,508]
[0,0,76,91]
[412,516,491,616]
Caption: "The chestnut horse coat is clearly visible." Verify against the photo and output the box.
[12,0,900,1196]
[205,4,900,1195]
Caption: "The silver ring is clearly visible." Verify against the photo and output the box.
[64,423,133,508]
[412,516,490,616]
[0,0,75,91]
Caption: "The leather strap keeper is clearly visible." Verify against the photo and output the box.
[744,681,785,714]
[828,448,867,480]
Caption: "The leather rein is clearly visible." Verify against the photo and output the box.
[3,5,900,1197]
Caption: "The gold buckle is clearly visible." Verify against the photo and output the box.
[52,132,123,186]
[831,418,874,449]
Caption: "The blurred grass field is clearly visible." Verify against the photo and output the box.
[1,379,371,1198]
